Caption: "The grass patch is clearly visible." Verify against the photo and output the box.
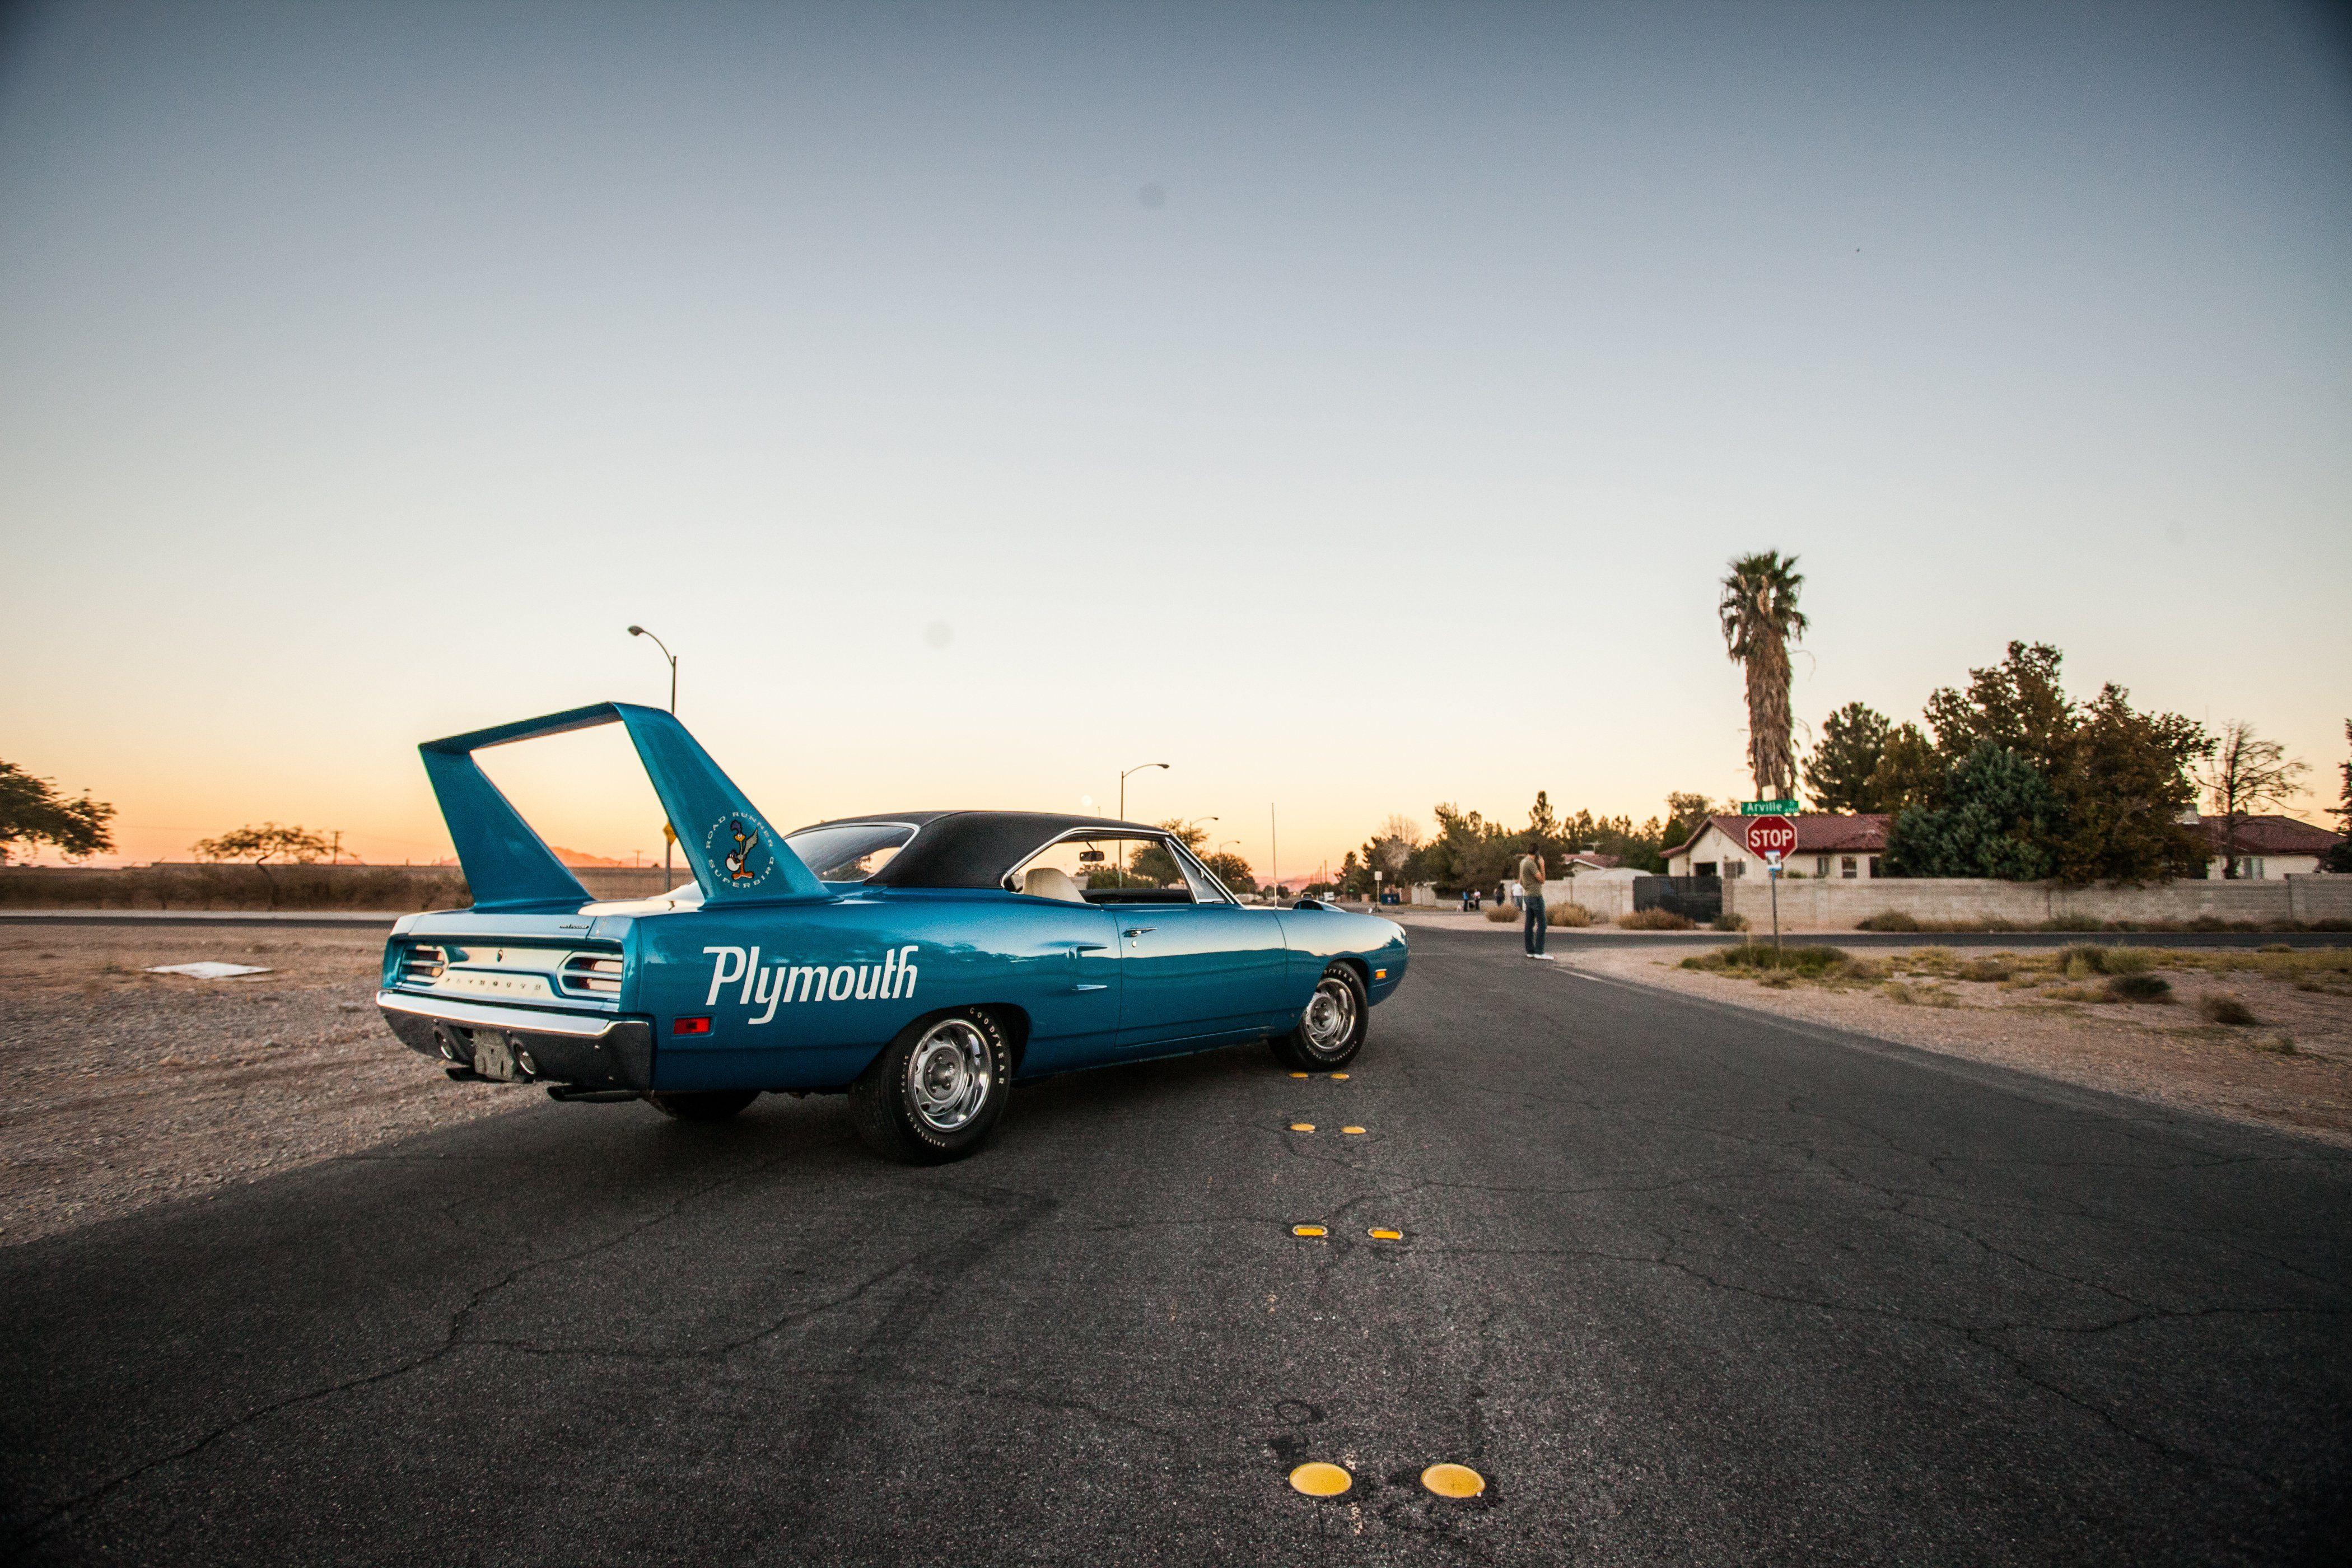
[1711,912,1751,932]
[1883,980,1959,1007]
[1682,943,1851,977]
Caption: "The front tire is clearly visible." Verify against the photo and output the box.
[849,1009,1011,1164]
[1272,965,1367,1071]
[645,1089,760,1122]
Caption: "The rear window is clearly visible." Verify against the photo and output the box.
[786,822,917,883]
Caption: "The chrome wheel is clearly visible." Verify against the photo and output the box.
[1301,976,1358,1056]
[906,1018,995,1132]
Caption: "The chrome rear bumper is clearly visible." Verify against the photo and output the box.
[376,990,654,1091]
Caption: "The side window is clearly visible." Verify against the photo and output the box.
[1172,843,1231,904]
[1012,833,1196,902]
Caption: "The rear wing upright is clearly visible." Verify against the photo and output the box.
[419,702,826,912]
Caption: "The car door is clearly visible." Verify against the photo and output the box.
[1113,842,1289,1048]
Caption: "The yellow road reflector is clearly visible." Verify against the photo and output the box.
[1290,1122,1315,1133]
[1421,1462,1485,1498]
[1342,1126,1366,1135]
[1289,1072,1309,1079]
[1291,1224,1327,1238]
[1368,1227,1403,1240]
[1329,1072,1350,1080]
[1289,1461,1352,1497]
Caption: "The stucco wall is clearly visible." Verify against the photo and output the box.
[1723,874,2352,928]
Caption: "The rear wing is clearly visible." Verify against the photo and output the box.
[419,702,826,912]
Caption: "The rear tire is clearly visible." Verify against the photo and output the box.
[1271,965,1367,1071]
[645,1089,759,1122]
[849,1009,1011,1165]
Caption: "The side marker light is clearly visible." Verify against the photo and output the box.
[1374,968,1387,979]
[673,1017,711,1035]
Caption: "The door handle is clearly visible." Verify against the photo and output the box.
[1122,927,1155,939]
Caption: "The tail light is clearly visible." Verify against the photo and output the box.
[402,944,446,982]
[560,953,626,995]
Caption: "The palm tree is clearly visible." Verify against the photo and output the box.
[1718,551,1809,802]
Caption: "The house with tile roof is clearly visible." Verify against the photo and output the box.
[1664,813,1892,881]
[2191,814,2344,880]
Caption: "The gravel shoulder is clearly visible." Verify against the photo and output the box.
[1571,941,2352,1147]
[0,928,521,1246]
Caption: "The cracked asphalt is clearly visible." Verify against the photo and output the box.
[4,925,2349,1565]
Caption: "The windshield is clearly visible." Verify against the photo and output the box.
[785,821,918,882]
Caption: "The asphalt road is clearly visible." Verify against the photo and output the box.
[5,927,2348,1566]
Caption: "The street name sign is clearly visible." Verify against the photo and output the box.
[1739,799,1800,816]
[1747,816,1797,859]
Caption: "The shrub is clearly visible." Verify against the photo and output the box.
[1711,912,1750,932]
[1958,958,2012,983]
[2105,973,2172,1003]
[2059,944,2111,978]
[1857,912,1921,932]
[2200,993,2258,1026]
[1483,904,1516,923]
[1620,908,1695,931]
[1547,902,1595,927]
[1686,943,1850,976]
[2101,948,2157,976]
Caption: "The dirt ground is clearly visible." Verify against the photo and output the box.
[1573,941,2352,1147]
[0,928,528,1247]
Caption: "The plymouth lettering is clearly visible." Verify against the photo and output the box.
[702,945,920,1023]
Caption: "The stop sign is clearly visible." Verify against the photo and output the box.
[1746,816,1797,860]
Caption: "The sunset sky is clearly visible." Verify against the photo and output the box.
[3,1,2348,882]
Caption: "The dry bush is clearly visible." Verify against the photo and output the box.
[1483,904,1516,923]
[2200,993,2258,1026]
[1546,902,1595,927]
[2105,973,2173,1003]
[1619,908,1695,931]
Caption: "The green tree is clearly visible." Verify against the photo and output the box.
[192,823,330,908]
[1719,550,1809,801]
[1884,743,2057,880]
[1525,791,1567,869]
[1923,641,2076,770]
[2049,689,2209,884]
[1864,722,1940,813]
[0,762,115,864]
[1201,851,1256,893]
[1662,792,1718,846]
[1804,702,1893,813]
[2199,721,2309,878]
[2326,721,2352,874]
[1898,643,2209,884]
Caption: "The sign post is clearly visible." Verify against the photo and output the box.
[1745,816,1798,956]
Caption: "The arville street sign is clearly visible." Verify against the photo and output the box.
[1739,799,1800,816]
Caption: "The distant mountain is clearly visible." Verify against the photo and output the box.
[433,846,640,869]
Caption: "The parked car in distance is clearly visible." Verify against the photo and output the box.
[376,703,1410,1163]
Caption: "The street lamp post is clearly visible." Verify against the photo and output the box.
[1118,762,1168,876]
[628,626,680,879]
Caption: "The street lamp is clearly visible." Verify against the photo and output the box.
[628,626,679,880]
[1117,762,1168,825]
[627,625,677,713]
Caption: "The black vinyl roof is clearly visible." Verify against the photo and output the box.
[787,811,1163,890]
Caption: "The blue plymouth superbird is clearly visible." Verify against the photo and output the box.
[376,703,1410,1162]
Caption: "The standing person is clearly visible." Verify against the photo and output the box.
[1515,845,1550,959]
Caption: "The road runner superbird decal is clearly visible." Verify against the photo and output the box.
[704,945,921,1025]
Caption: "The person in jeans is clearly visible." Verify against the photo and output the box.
[1515,847,1550,959]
